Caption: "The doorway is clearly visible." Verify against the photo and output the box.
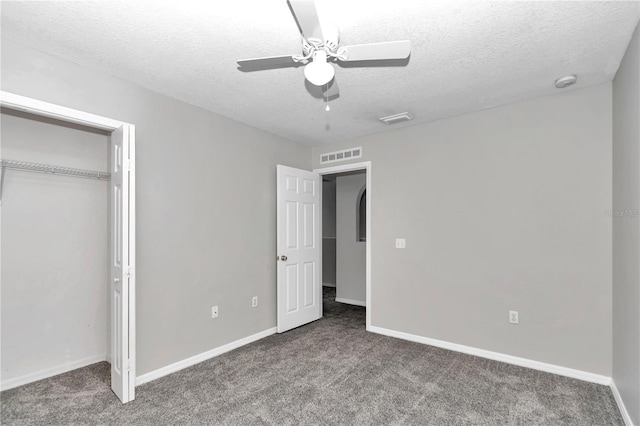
[275,161,371,333]
[315,162,371,330]
[0,91,136,403]
[322,170,367,316]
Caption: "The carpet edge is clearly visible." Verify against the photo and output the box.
[368,325,612,385]
[335,297,366,307]
[135,327,277,386]
[1,354,107,391]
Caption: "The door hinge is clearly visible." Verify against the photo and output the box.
[126,267,134,279]
[126,359,131,371]
[125,159,134,172]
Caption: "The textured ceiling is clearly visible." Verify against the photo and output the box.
[1,1,638,146]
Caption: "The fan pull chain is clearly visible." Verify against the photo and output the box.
[325,83,330,112]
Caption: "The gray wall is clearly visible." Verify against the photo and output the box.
[322,180,336,286]
[613,22,640,425]
[313,84,613,376]
[1,38,311,376]
[1,111,109,383]
[336,173,366,305]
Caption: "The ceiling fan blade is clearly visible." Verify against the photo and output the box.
[287,0,324,43]
[339,40,411,62]
[237,55,300,71]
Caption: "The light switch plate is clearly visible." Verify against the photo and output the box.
[395,238,406,249]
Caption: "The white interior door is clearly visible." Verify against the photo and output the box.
[110,124,135,403]
[277,165,322,333]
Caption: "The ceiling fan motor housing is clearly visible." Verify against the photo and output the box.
[303,23,340,56]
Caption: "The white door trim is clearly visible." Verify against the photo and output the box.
[313,161,372,331]
[0,91,136,403]
[0,91,124,130]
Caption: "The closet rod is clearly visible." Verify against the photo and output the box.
[0,159,110,205]
[1,159,110,180]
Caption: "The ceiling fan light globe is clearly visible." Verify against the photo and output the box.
[304,62,335,86]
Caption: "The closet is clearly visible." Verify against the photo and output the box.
[0,92,135,403]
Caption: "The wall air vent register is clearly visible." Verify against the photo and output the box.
[320,147,363,165]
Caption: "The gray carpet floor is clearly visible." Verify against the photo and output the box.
[1,287,624,425]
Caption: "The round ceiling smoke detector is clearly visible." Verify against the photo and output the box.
[555,75,577,89]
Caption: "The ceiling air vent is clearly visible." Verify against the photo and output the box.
[379,112,413,125]
[320,147,363,165]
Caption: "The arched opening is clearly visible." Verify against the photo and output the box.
[357,186,366,242]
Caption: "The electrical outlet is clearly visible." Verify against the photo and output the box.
[252,296,258,308]
[509,310,519,324]
[395,238,406,249]
[211,306,218,319]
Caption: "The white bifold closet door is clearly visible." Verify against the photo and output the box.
[110,124,136,403]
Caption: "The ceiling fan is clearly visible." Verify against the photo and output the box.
[237,0,411,98]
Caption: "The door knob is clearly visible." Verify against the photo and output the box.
[280,255,288,261]
[114,277,120,283]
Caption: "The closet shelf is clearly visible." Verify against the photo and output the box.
[1,159,111,205]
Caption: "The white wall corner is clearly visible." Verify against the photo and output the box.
[610,380,635,426]
[368,326,612,386]
[135,327,277,386]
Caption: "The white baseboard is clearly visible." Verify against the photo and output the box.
[611,379,635,426]
[368,326,611,386]
[1,354,107,391]
[322,283,336,288]
[136,327,277,386]
[335,297,366,307]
